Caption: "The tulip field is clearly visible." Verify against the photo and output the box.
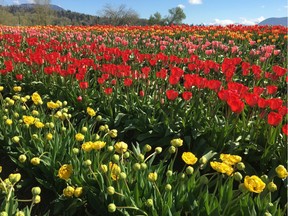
[0,24,287,215]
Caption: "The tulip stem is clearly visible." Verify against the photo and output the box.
[116,206,148,216]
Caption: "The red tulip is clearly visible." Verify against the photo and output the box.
[123,78,133,87]
[266,85,278,95]
[282,124,288,135]
[182,91,192,101]
[79,82,88,89]
[15,74,23,81]
[267,112,282,126]
[104,87,113,95]
[166,89,178,101]
[227,98,245,114]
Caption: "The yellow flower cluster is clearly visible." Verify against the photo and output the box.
[31,92,43,105]
[22,115,45,128]
[87,107,96,117]
[210,153,242,176]
[210,161,234,176]
[170,138,183,147]
[47,101,60,109]
[244,175,266,193]
[22,115,35,125]
[58,164,73,180]
[109,162,121,180]
[220,154,242,166]
[275,165,288,179]
[182,152,198,165]
[82,141,106,152]
[63,186,83,198]
[114,141,128,154]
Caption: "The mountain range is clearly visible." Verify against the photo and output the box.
[258,17,287,26]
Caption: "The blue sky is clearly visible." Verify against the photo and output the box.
[5,0,288,25]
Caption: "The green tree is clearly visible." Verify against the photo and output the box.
[166,7,186,25]
[148,12,165,25]
[34,0,53,25]
[99,4,139,26]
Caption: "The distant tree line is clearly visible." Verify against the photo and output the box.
[0,2,186,26]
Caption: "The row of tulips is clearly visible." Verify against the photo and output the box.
[0,88,287,215]
[0,24,287,215]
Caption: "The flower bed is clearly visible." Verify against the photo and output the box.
[0,24,287,215]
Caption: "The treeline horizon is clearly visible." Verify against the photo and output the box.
[0,3,190,26]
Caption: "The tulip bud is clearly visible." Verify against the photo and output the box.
[155,147,162,154]
[199,156,208,164]
[108,129,117,138]
[166,170,173,177]
[96,115,102,121]
[9,173,21,184]
[15,211,25,216]
[12,136,20,143]
[72,148,79,155]
[123,152,130,159]
[18,154,27,163]
[168,146,176,154]
[143,144,152,152]
[133,163,141,171]
[185,166,194,175]
[148,172,158,182]
[233,172,243,182]
[31,187,41,195]
[31,157,41,165]
[112,154,120,162]
[46,133,53,140]
[137,154,145,162]
[165,184,172,191]
[81,127,88,133]
[141,163,147,170]
[267,182,277,192]
[33,195,41,204]
[236,162,245,170]
[83,159,92,167]
[108,203,116,213]
[74,187,83,197]
[146,199,153,207]
[119,172,127,179]
[100,164,108,173]
[107,146,114,152]
[107,186,115,195]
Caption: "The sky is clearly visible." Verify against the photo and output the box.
[3,0,288,25]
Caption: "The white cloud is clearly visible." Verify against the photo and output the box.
[13,0,20,4]
[26,0,36,3]
[178,4,185,9]
[209,16,265,26]
[210,18,234,26]
[284,5,288,8]
[239,16,265,25]
[188,0,202,5]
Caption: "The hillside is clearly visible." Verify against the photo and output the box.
[258,17,287,26]
[0,3,148,26]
